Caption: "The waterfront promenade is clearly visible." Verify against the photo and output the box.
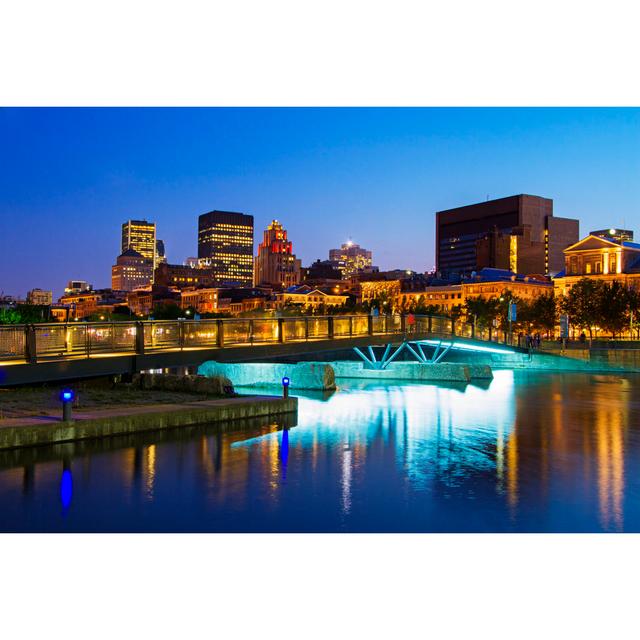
[0,392,297,450]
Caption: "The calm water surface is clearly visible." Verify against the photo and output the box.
[1,371,640,532]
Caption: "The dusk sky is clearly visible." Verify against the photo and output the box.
[1,107,639,298]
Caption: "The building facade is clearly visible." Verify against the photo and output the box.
[360,269,552,314]
[111,249,154,291]
[180,288,223,314]
[26,288,53,306]
[156,239,167,264]
[121,220,157,269]
[553,234,640,297]
[436,194,579,276]
[154,262,218,289]
[590,228,634,243]
[64,280,92,294]
[198,210,254,286]
[58,291,101,320]
[254,220,302,288]
[276,285,348,310]
[329,241,373,279]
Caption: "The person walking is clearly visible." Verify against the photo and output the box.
[407,312,416,334]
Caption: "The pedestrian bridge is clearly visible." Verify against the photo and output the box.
[0,314,526,386]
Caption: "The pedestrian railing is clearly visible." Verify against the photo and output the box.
[0,313,523,365]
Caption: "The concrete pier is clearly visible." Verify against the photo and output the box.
[329,361,492,382]
[0,395,298,451]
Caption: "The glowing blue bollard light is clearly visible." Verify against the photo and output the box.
[282,376,290,398]
[60,389,75,422]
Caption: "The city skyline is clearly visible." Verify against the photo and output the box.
[1,107,639,297]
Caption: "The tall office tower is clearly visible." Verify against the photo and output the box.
[329,240,373,279]
[121,220,157,265]
[436,194,579,276]
[111,249,154,291]
[255,220,302,288]
[197,210,254,286]
[156,239,167,264]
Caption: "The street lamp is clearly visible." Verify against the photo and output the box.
[500,295,516,345]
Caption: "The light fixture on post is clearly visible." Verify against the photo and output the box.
[60,389,75,422]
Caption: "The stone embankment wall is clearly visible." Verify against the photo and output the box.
[198,361,336,390]
[133,373,234,395]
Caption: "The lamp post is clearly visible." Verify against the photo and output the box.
[282,376,290,399]
[500,295,516,345]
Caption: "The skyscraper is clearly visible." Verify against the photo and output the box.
[329,240,373,279]
[156,239,167,264]
[121,220,157,266]
[255,220,302,288]
[435,194,579,276]
[198,210,254,286]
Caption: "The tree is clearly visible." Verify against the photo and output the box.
[0,304,50,324]
[151,302,185,320]
[598,280,631,338]
[464,295,500,338]
[529,293,557,337]
[629,286,640,339]
[559,278,605,342]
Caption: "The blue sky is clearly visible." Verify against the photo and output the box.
[1,107,639,298]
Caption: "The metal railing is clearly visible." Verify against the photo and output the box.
[0,313,474,365]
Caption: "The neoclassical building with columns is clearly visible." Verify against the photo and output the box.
[553,234,640,297]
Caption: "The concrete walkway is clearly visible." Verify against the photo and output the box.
[0,395,297,450]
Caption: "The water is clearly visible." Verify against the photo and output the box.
[1,371,640,532]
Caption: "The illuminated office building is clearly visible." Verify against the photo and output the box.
[436,195,579,276]
[255,220,302,288]
[329,240,373,279]
[198,210,254,286]
[121,219,157,268]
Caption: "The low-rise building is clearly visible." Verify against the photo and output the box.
[553,234,640,297]
[127,286,180,316]
[58,291,101,320]
[180,288,222,314]
[57,289,127,320]
[26,288,53,306]
[360,268,552,314]
[154,262,218,289]
[276,285,349,310]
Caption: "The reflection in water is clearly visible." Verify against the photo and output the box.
[146,445,156,501]
[279,429,289,481]
[60,460,73,513]
[0,371,638,532]
[596,399,625,531]
[341,444,352,515]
